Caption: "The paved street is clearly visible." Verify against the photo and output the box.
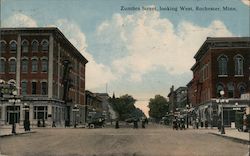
[0,124,249,156]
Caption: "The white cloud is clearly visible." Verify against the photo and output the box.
[2,13,38,27]
[97,10,233,82]
[241,0,250,6]
[2,13,116,90]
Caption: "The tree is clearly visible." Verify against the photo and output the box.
[148,95,169,122]
[109,94,136,121]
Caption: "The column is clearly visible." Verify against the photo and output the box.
[29,105,34,126]
[1,105,6,125]
[48,34,54,99]
[16,35,21,95]
[57,44,61,99]
[20,103,24,125]
[47,104,52,126]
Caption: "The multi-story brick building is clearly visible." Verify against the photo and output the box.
[187,37,250,127]
[0,27,88,127]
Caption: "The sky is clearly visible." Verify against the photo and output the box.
[1,0,249,116]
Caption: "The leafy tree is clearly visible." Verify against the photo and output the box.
[109,94,136,121]
[148,95,169,122]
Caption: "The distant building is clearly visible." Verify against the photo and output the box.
[187,37,250,127]
[0,27,88,127]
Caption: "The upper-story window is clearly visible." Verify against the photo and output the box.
[216,83,224,97]
[217,55,228,76]
[238,83,246,95]
[0,58,6,73]
[0,40,6,52]
[21,58,29,73]
[31,40,39,52]
[31,58,38,72]
[10,40,17,53]
[8,58,16,73]
[227,83,234,98]
[21,81,27,95]
[31,81,37,94]
[41,40,49,52]
[234,55,244,76]
[41,81,48,95]
[41,57,48,72]
[21,40,29,53]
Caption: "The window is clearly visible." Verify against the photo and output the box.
[0,59,5,73]
[216,84,224,97]
[0,41,6,52]
[10,41,17,52]
[32,40,39,52]
[32,82,37,94]
[21,59,28,73]
[234,55,244,76]
[33,106,48,120]
[9,58,16,73]
[227,83,234,98]
[41,40,49,52]
[41,59,48,72]
[31,59,38,72]
[41,82,47,95]
[22,40,29,53]
[238,84,246,95]
[21,81,27,95]
[217,55,228,75]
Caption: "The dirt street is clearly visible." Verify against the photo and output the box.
[0,124,248,156]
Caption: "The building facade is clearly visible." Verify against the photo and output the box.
[0,28,88,127]
[188,37,250,127]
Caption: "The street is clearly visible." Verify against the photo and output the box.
[0,124,249,156]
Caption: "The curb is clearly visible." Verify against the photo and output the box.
[0,131,36,138]
[208,132,250,145]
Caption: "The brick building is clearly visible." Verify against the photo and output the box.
[0,27,88,127]
[187,37,250,127]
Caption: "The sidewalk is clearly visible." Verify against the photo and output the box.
[191,127,250,145]
[0,125,36,137]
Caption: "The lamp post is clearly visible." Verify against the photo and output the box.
[186,104,189,128]
[8,90,20,134]
[72,104,79,128]
[216,90,229,134]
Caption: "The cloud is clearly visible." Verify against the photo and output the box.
[2,13,38,27]
[2,13,116,90]
[241,0,250,6]
[96,10,233,82]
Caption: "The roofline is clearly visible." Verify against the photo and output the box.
[0,27,88,64]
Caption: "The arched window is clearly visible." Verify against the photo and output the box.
[21,40,29,53]
[216,83,224,97]
[21,81,27,95]
[21,58,29,73]
[31,40,39,52]
[217,55,228,75]
[234,55,244,76]
[0,58,6,73]
[227,82,234,98]
[31,58,38,72]
[0,41,6,52]
[41,40,49,52]
[238,83,246,95]
[9,58,16,73]
[41,58,48,72]
[10,40,17,52]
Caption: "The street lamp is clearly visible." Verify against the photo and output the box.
[8,90,21,134]
[216,90,229,134]
[72,104,79,128]
[186,104,189,128]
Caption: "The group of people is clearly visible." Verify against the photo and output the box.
[172,117,186,130]
[115,118,149,129]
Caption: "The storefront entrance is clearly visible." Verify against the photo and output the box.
[6,106,20,124]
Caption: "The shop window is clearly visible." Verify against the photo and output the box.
[33,106,48,120]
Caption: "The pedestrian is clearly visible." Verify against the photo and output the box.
[23,120,27,131]
[196,118,199,129]
[52,121,56,128]
[37,120,41,127]
[42,119,45,127]
[142,119,145,128]
[115,120,119,129]
[27,120,30,131]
